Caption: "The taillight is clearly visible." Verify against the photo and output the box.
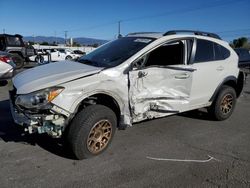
[0,56,11,63]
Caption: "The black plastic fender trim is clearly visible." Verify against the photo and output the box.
[209,76,237,102]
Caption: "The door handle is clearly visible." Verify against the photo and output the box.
[138,71,147,78]
[174,73,190,79]
[216,66,224,71]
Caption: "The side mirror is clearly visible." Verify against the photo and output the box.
[132,58,144,70]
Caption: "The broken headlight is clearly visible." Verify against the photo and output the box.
[15,87,64,109]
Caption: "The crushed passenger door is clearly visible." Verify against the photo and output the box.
[129,65,194,122]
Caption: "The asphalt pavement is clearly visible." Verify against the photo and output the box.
[0,71,250,188]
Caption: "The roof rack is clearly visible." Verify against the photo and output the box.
[163,30,221,40]
[126,32,161,36]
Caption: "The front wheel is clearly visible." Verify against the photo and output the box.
[208,86,236,121]
[67,105,117,159]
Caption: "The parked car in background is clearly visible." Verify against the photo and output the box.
[234,48,250,69]
[30,48,82,63]
[57,49,82,60]
[73,50,86,56]
[29,49,48,64]
[0,51,16,80]
[0,34,36,69]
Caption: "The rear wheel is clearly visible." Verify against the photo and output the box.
[65,56,72,60]
[35,55,45,65]
[11,54,24,69]
[208,86,236,121]
[67,105,117,159]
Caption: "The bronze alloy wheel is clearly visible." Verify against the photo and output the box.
[220,94,233,115]
[87,120,113,154]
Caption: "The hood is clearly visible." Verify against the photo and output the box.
[13,61,103,94]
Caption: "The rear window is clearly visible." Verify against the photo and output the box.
[6,36,22,46]
[194,39,230,63]
[214,43,230,60]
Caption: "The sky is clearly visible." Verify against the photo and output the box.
[0,0,249,41]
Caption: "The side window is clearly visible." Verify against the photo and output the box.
[220,46,230,59]
[58,49,65,53]
[214,43,230,60]
[194,39,230,63]
[144,40,185,67]
[6,36,21,46]
[194,39,214,63]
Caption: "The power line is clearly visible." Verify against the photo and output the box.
[1,0,249,39]
[121,0,248,22]
[66,21,117,33]
[217,28,250,34]
[61,0,248,36]
[64,31,68,45]
[221,33,250,38]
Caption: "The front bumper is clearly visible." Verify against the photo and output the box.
[9,90,69,137]
[10,97,38,128]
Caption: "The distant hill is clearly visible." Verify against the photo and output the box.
[23,36,108,46]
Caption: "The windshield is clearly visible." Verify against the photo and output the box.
[78,37,154,68]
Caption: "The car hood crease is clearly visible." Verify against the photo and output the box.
[13,61,103,94]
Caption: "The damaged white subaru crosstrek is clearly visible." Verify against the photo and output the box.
[10,30,244,159]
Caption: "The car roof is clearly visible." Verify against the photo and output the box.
[126,32,164,39]
[126,30,222,41]
[0,34,23,38]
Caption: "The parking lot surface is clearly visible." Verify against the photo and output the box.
[0,70,250,188]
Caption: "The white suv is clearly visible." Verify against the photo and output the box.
[10,30,244,159]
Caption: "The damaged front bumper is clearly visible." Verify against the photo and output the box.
[9,91,70,138]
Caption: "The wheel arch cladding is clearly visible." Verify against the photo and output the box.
[76,93,121,126]
[209,75,242,102]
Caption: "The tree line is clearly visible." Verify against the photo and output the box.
[230,37,250,49]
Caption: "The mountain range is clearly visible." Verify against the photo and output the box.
[23,36,108,46]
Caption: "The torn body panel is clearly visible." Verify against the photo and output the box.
[129,66,193,122]
[52,68,132,127]
[10,66,132,136]
[10,97,70,137]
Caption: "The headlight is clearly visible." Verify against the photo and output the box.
[15,87,64,109]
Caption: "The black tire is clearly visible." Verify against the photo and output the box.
[11,54,24,69]
[65,56,72,60]
[35,56,39,62]
[35,55,45,65]
[67,104,117,159]
[208,86,236,121]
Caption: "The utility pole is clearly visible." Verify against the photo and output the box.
[55,31,57,44]
[64,31,68,46]
[118,21,122,38]
[3,28,5,34]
